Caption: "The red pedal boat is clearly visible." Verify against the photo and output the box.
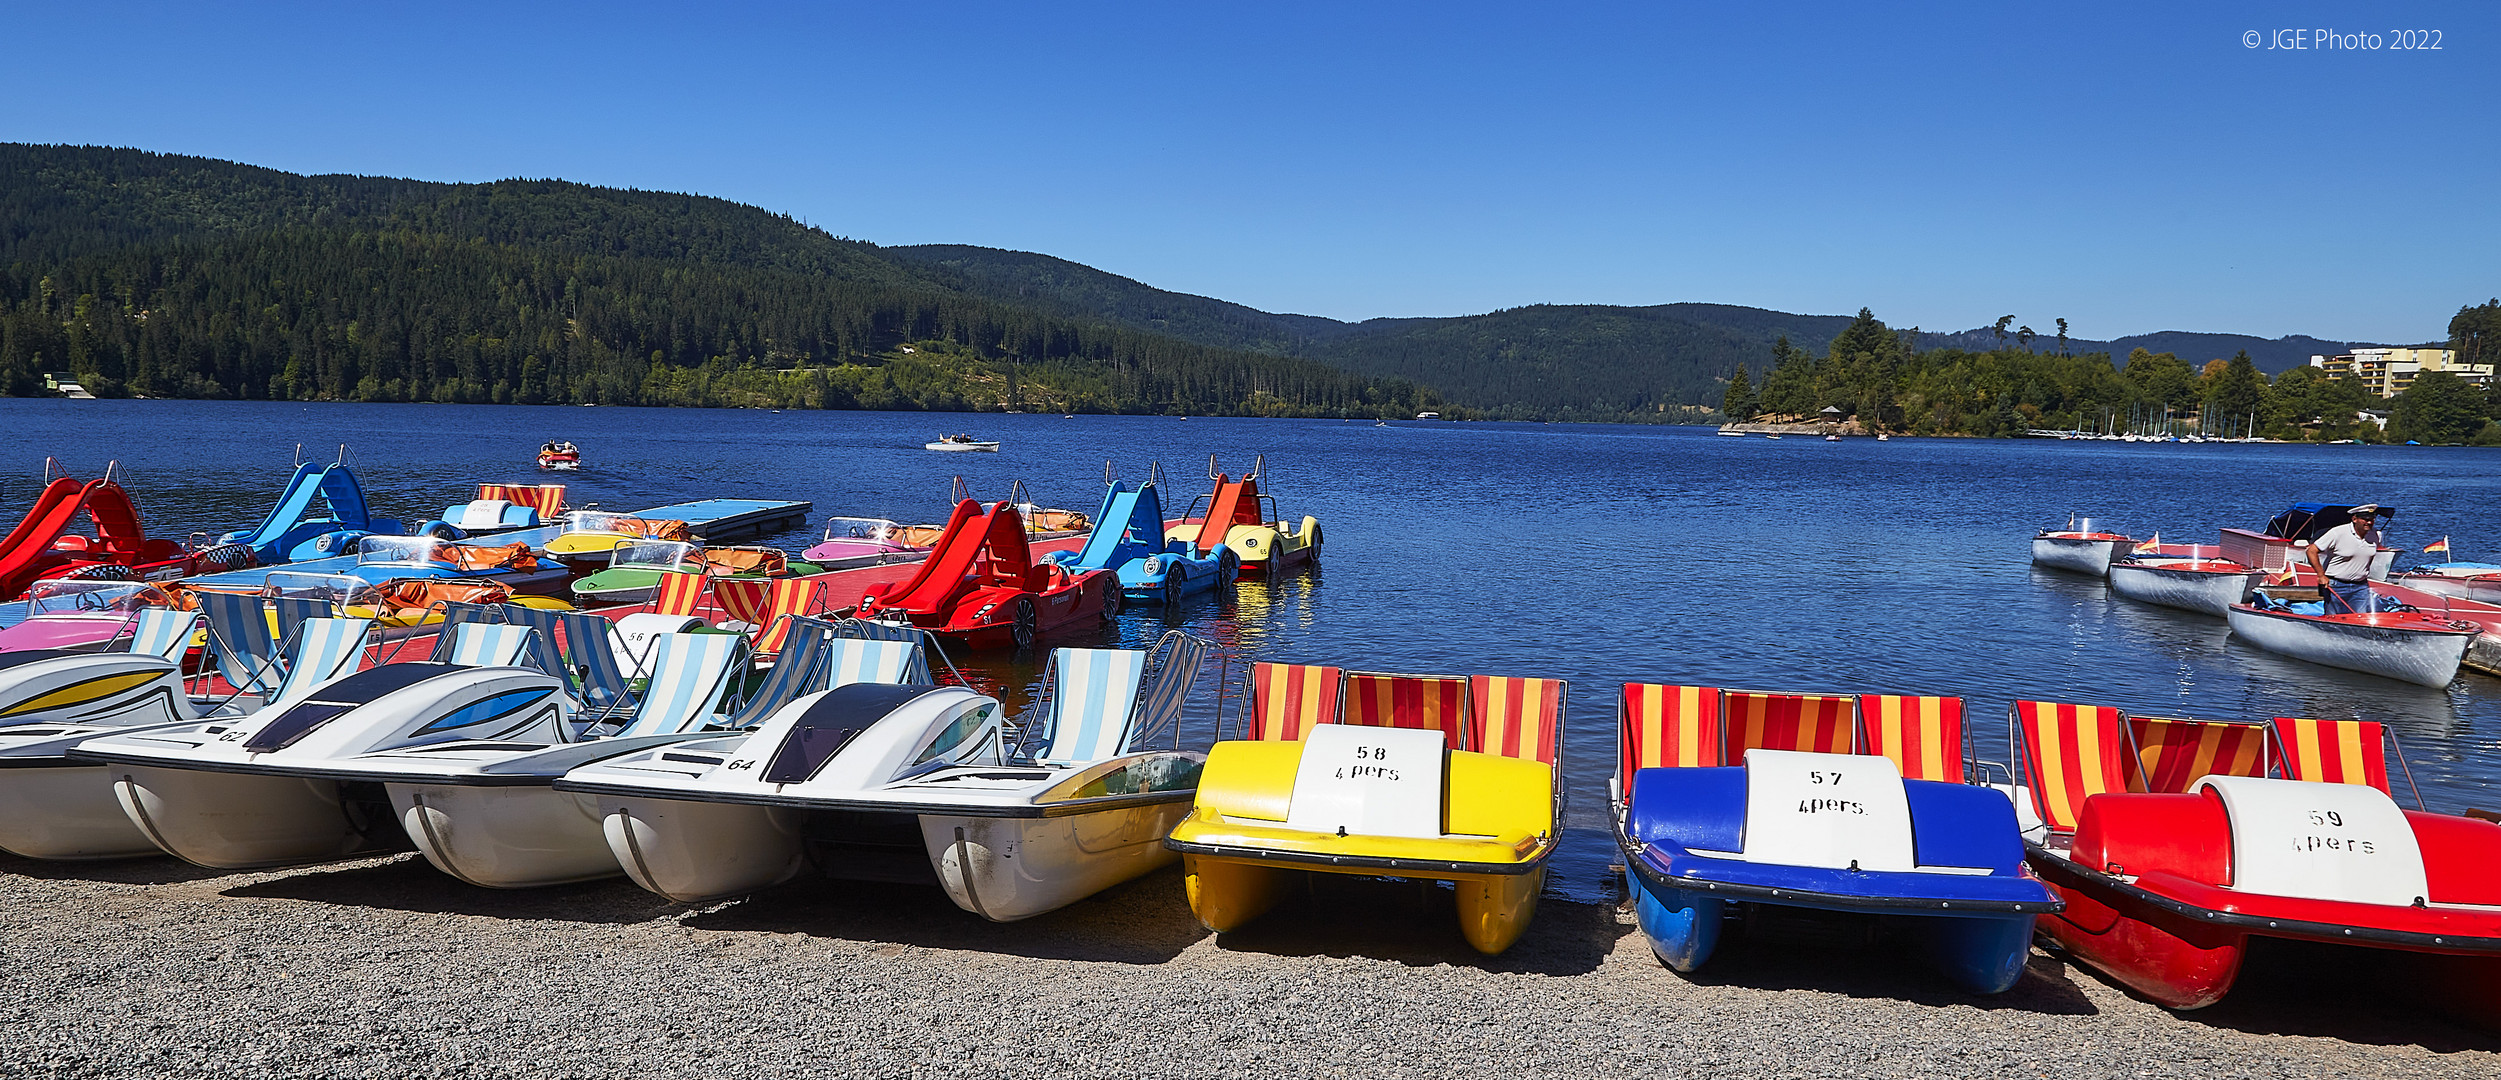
[0,465,255,600]
[2005,701,2501,1023]
[851,499,1117,649]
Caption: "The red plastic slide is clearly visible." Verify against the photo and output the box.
[0,478,96,600]
[1193,478,1257,553]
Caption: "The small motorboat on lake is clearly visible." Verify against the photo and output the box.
[536,441,581,471]
[2218,502,2401,584]
[2005,703,2501,1022]
[1165,662,1563,954]
[1615,687,2056,993]
[2224,594,2478,687]
[2106,547,2264,616]
[925,434,999,452]
[2030,516,2134,577]
[800,517,926,569]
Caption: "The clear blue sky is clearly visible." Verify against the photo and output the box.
[4,2,2493,344]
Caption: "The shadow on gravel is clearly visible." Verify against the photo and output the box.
[1204,874,1627,976]
[681,864,1205,964]
[220,854,685,925]
[0,849,236,886]
[2066,938,2501,1052]
[1653,921,2100,1015]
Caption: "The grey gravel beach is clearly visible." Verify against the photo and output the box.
[2,850,2493,1079]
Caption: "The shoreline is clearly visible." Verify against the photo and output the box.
[4,849,2492,1077]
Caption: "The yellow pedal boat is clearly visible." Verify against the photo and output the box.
[1163,664,1564,954]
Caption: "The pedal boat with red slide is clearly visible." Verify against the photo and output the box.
[850,500,1117,650]
[1613,686,2058,993]
[1164,663,1563,954]
[2029,515,2133,577]
[2004,701,2501,1021]
[2225,593,2478,687]
[1168,455,1320,580]
[2106,546,2265,617]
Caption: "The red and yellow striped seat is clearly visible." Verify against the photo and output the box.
[1723,690,1857,760]
[710,577,773,627]
[749,578,827,655]
[1616,684,1722,804]
[2129,714,2271,794]
[651,571,708,618]
[2011,700,2133,835]
[1469,675,1565,765]
[2272,716,2391,793]
[1247,663,1342,741]
[1342,670,1471,749]
[478,483,566,519]
[1856,694,1965,782]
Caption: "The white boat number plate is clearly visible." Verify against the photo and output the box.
[1284,725,1446,840]
[1740,749,1915,871]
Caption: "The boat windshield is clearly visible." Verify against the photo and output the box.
[357,535,454,566]
[264,571,372,606]
[611,540,699,571]
[915,701,999,765]
[565,511,634,535]
[22,578,172,617]
[821,517,903,543]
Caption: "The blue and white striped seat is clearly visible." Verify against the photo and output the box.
[423,601,507,662]
[614,633,748,737]
[1131,631,1211,750]
[822,637,930,688]
[270,594,337,649]
[262,617,378,714]
[126,607,205,664]
[440,622,538,669]
[1031,647,1150,766]
[502,605,637,716]
[195,590,283,699]
[720,616,843,729]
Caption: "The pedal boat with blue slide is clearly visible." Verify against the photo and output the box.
[558,631,1211,921]
[1164,663,1564,954]
[1047,464,1237,607]
[2004,701,2501,1022]
[1612,685,2057,993]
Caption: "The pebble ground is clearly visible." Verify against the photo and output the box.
[2,850,2494,1078]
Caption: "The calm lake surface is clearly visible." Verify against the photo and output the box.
[6,399,2498,901]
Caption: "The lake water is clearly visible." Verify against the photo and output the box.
[6,399,2497,901]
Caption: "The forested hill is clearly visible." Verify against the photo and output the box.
[0,144,1444,416]
[887,244,2383,418]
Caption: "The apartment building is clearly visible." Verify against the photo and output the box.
[2308,347,2494,398]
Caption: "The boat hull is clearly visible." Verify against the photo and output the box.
[0,762,159,859]
[2108,563,2262,616]
[2030,536,2125,576]
[2225,604,2475,687]
[2393,573,2501,606]
[595,795,808,903]
[1627,865,2037,993]
[1180,851,1543,955]
[922,801,1188,922]
[392,783,618,888]
[109,765,401,869]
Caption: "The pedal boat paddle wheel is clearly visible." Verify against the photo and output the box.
[1613,687,2058,993]
[71,619,575,870]
[851,500,1117,650]
[2005,702,2501,1020]
[1163,664,1564,955]
[2029,515,2134,577]
[1169,455,1320,581]
[558,632,1211,921]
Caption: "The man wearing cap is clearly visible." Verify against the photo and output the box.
[2305,505,2386,614]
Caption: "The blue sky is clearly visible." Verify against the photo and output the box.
[4,2,2493,343]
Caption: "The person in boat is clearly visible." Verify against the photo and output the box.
[2305,504,2386,614]
[541,441,559,456]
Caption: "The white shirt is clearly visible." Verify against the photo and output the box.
[2313,523,2383,583]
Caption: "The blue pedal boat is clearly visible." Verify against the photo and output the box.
[1048,464,1237,606]
[1618,747,2060,994]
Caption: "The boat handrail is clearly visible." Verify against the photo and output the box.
[1145,460,1167,492]
[2384,728,2428,811]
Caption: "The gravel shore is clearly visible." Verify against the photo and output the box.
[2,850,2493,1079]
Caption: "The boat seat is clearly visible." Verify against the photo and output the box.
[1469,675,1565,765]
[2010,700,2135,836]
[1247,662,1341,741]
[2129,715,2271,794]
[1341,671,1470,749]
[126,607,204,664]
[1857,694,1966,782]
[1618,684,1725,804]
[2272,716,2391,792]
[820,637,928,688]
[1030,647,1150,765]
[1723,690,1857,760]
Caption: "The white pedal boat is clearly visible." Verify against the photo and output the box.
[0,608,369,860]
[559,632,1210,921]
[342,621,915,889]
[2106,556,2263,616]
[72,620,571,869]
